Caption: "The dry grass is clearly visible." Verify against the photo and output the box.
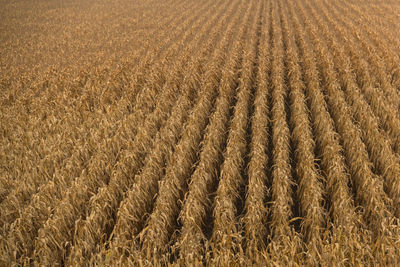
[1,0,400,265]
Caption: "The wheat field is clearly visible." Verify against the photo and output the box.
[1,0,400,265]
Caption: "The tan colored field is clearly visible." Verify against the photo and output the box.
[1,0,400,265]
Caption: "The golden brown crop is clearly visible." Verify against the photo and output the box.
[1,0,400,265]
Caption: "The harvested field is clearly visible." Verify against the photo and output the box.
[1,0,400,265]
